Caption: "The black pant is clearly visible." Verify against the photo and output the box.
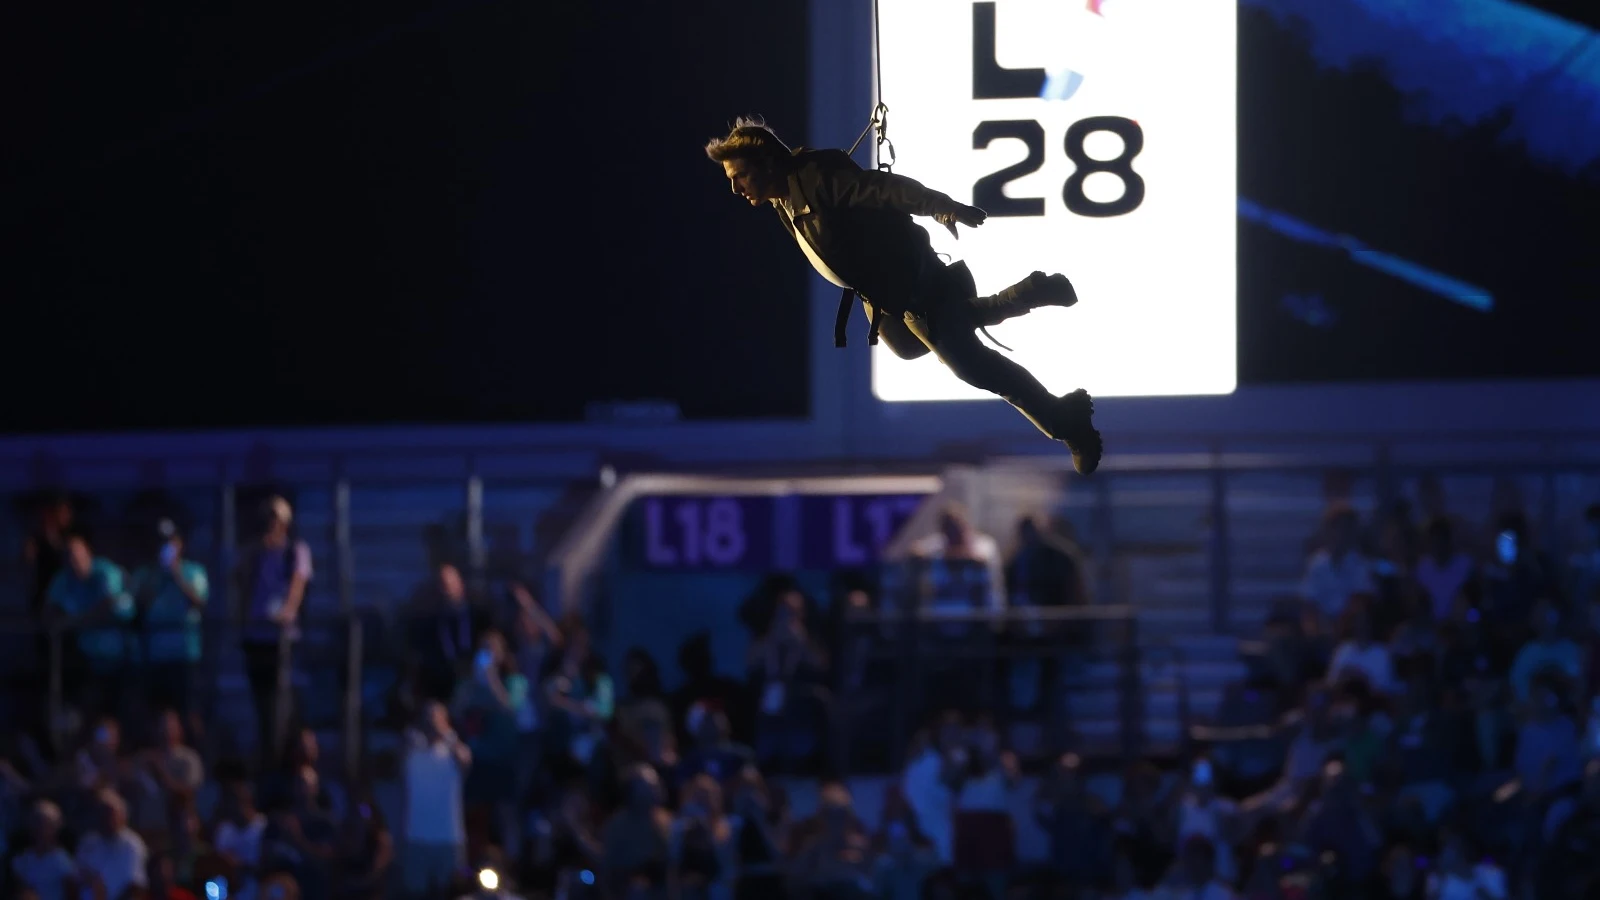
[868,284,1067,439]
[242,640,295,765]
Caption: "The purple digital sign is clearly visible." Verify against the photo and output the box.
[637,495,774,570]
[632,492,929,571]
[798,494,925,569]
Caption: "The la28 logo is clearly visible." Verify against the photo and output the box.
[969,1,1145,219]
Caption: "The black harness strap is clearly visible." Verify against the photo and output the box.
[834,288,889,348]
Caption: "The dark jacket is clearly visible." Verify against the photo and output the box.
[775,148,975,352]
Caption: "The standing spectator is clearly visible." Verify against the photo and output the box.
[132,520,209,730]
[901,714,966,866]
[402,701,470,900]
[46,533,137,718]
[23,494,75,617]
[1481,513,1553,634]
[452,630,531,852]
[543,632,614,776]
[146,852,199,900]
[600,765,672,900]
[1174,758,1242,885]
[1567,503,1600,611]
[261,766,339,900]
[1300,506,1375,623]
[789,783,873,900]
[236,496,313,768]
[75,789,149,900]
[907,505,1006,619]
[410,562,486,705]
[11,799,78,900]
[524,781,602,899]
[1416,516,1476,622]
[746,591,829,774]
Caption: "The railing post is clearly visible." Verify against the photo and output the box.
[466,463,486,596]
[47,625,64,757]
[334,468,354,613]
[219,474,239,626]
[344,616,364,782]
[1207,448,1232,634]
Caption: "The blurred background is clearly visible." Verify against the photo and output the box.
[1,1,1599,899]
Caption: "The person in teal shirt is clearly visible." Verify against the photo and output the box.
[132,520,209,723]
[45,533,137,716]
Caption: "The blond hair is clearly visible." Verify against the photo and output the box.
[704,115,791,164]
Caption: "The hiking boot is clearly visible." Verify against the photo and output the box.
[1054,388,1103,475]
[973,271,1079,326]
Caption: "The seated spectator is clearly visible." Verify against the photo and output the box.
[1567,502,1600,611]
[668,774,735,900]
[1416,516,1476,621]
[727,767,786,900]
[677,705,754,784]
[788,782,873,900]
[1295,761,1384,886]
[260,766,339,898]
[131,709,205,837]
[1327,599,1398,696]
[146,851,199,900]
[11,799,78,900]
[669,632,746,750]
[1481,512,1554,634]
[76,789,149,900]
[1243,686,1352,820]
[1511,679,1582,801]
[338,794,394,900]
[616,648,672,755]
[1032,752,1113,887]
[76,716,127,793]
[1158,835,1237,899]
[1374,843,1424,900]
[1300,505,1375,622]
[1539,760,1600,897]
[600,764,671,900]
[871,814,939,900]
[1379,679,1460,811]
[901,714,965,864]
[402,701,470,900]
[1425,831,1507,900]
[1508,600,1583,705]
[1174,757,1242,884]
[953,715,1018,814]
[212,781,268,891]
[524,780,602,899]
[746,591,829,774]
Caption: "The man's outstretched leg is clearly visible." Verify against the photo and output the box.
[903,312,1103,474]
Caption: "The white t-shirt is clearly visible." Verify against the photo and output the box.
[75,829,148,900]
[902,749,955,864]
[1427,865,1507,900]
[1176,795,1239,881]
[405,735,467,846]
[12,847,76,900]
[1301,551,1375,619]
[1328,641,1397,694]
[215,814,268,866]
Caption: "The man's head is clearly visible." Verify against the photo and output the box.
[705,116,792,206]
[262,496,293,543]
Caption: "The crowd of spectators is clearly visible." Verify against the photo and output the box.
[4,480,1600,900]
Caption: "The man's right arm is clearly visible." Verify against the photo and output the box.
[819,166,972,220]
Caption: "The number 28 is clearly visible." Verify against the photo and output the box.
[973,116,1145,219]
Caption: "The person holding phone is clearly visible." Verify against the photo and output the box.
[1176,757,1242,885]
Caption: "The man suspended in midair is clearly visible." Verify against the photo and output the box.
[705,117,1103,474]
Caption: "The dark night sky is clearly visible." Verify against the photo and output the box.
[0,0,812,433]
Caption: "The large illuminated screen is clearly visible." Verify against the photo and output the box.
[873,0,1236,401]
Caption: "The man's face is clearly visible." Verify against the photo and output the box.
[723,158,783,205]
